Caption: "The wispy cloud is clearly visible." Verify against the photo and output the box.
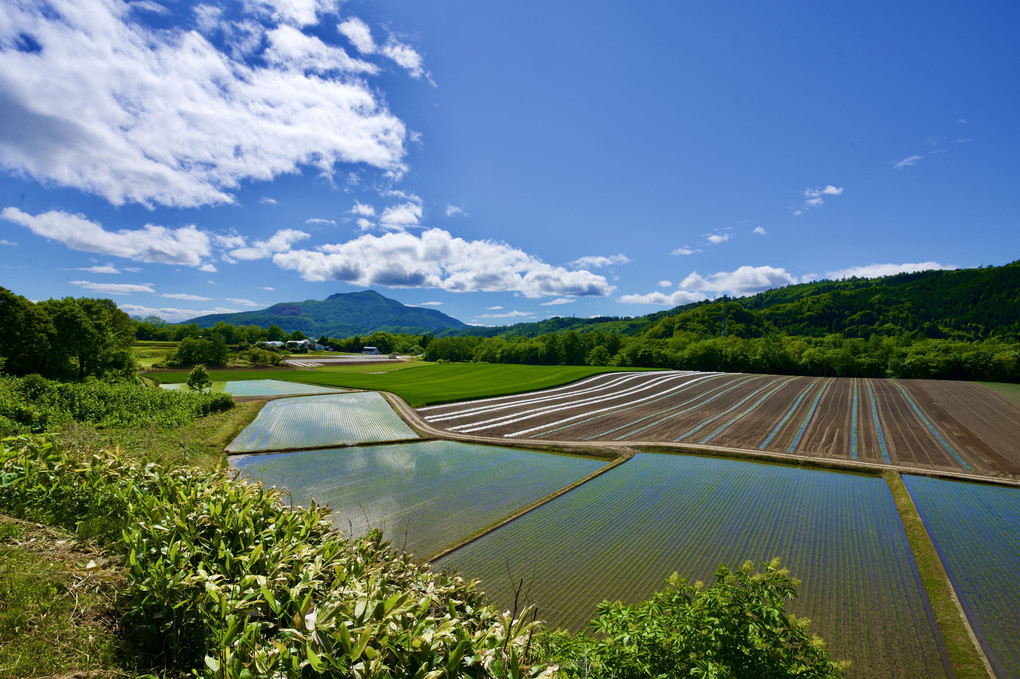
[568,254,630,269]
[259,196,278,205]
[70,280,154,295]
[65,265,121,274]
[161,293,214,301]
[2,208,212,267]
[418,301,442,306]
[540,298,574,306]
[445,204,465,217]
[671,246,701,256]
[337,17,428,79]
[0,239,17,246]
[305,217,336,225]
[478,310,534,319]
[824,262,952,280]
[706,233,730,245]
[795,185,844,215]
[226,298,261,307]
[893,155,924,170]
[753,226,767,235]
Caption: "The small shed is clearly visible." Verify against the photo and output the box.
[362,346,380,355]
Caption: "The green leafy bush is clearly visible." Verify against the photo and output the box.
[0,436,550,678]
[0,375,233,435]
[539,560,845,679]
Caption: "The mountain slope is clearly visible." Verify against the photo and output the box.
[186,290,469,337]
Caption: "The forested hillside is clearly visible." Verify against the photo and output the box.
[185,290,469,337]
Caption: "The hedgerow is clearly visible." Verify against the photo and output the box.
[0,375,234,435]
[0,436,550,678]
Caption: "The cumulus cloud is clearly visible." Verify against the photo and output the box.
[273,228,614,298]
[70,280,154,295]
[378,201,423,231]
[199,263,218,272]
[305,217,336,225]
[680,265,799,296]
[2,207,212,266]
[658,280,672,288]
[567,254,630,269]
[824,262,952,280]
[226,228,310,261]
[618,290,707,306]
[753,226,767,235]
[795,185,844,215]
[540,298,574,306]
[0,0,408,208]
[0,239,17,246]
[706,233,730,245]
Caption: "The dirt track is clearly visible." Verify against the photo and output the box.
[409,371,1020,480]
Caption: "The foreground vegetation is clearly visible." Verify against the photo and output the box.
[0,435,844,678]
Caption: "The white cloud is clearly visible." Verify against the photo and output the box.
[568,254,630,269]
[199,263,218,272]
[337,17,426,78]
[706,233,730,245]
[445,204,465,217]
[0,1,407,208]
[824,262,952,280]
[117,303,241,322]
[261,286,276,291]
[305,217,336,225]
[246,0,340,27]
[478,310,534,319]
[680,265,799,297]
[893,155,924,170]
[226,297,261,306]
[671,246,701,256]
[418,301,442,306]
[161,293,214,301]
[70,280,154,295]
[356,218,375,231]
[486,306,503,310]
[540,298,574,306]
[227,228,310,261]
[259,196,278,205]
[618,290,707,306]
[796,185,844,214]
[124,266,142,273]
[378,201,423,231]
[753,226,767,235]
[66,265,121,274]
[273,228,614,298]
[0,239,17,246]
[658,280,672,288]
[2,207,211,266]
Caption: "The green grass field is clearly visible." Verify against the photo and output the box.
[151,363,632,406]
[981,381,1020,404]
[132,340,178,369]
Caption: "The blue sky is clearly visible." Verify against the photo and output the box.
[1,0,1017,326]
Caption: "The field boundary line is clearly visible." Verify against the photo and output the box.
[885,472,994,679]
[423,453,633,563]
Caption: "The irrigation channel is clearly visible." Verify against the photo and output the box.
[227,376,1020,679]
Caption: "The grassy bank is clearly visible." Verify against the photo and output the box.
[883,471,991,679]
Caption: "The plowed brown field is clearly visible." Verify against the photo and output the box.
[418,371,1020,478]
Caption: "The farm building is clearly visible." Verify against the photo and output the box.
[362,346,380,355]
